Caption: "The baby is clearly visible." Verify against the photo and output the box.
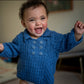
[0,0,84,84]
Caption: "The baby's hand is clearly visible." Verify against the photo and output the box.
[0,43,4,52]
[74,21,84,35]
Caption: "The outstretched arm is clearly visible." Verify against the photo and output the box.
[0,36,20,58]
[74,21,84,41]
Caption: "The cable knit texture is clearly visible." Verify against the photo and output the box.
[0,28,83,84]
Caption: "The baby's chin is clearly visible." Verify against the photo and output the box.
[32,32,44,39]
[35,33,43,38]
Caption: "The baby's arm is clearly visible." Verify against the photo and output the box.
[74,21,84,41]
[0,43,4,52]
[0,37,20,58]
[0,32,23,58]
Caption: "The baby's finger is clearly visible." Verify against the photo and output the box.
[80,24,83,29]
[78,22,83,29]
[75,21,80,27]
[0,46,2,50]
[0,44,4,52]
[0,47,3,51]
[80,23,84,29]
[76,21,81,27]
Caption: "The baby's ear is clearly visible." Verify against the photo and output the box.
[21,20,26,28]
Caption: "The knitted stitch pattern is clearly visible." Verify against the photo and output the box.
[0,28,83,84]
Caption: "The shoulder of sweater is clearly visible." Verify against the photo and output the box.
[48,29,63,37]
[12,31,24,41]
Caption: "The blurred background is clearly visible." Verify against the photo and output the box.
[0,0,84,84]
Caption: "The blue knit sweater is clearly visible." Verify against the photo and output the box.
[0,28,83,84]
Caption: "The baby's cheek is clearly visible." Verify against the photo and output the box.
[27,27,33,33]
[43,23,47,28]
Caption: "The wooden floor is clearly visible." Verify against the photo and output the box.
[2,71,82,84]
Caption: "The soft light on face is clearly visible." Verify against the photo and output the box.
[21,5,48,39]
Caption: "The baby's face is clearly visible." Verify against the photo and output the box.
[21,5,48,39]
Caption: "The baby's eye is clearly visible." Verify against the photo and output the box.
[29,19,35,22]
[41,17,45,20]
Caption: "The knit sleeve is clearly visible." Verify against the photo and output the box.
[0,34,21,58]
[53,29,83,53]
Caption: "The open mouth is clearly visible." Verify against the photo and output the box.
[35,27,42,34]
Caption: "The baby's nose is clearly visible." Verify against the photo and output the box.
[36,20,41,26]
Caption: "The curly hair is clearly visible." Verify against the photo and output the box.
[19,0,49,20]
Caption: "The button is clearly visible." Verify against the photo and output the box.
[32,52,35,55]
[39,46,43,49]
[33,41,36,44]
[40,41,43,44]
[32,45,35,49]
[39,52,43,55]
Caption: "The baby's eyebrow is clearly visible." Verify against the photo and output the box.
[40,15,47,18]
[28,17,35,20]
[40,15,45,17]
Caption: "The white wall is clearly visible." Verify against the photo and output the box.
[0,0,84,42]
